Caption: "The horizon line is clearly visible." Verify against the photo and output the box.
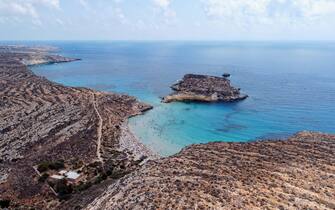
[1,39,335,42]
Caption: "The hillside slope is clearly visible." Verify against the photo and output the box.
[86,132,335,210]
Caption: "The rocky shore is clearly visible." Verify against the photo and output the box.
[0,46,155,209]
[163,74,248,103]
[86,131,335,210]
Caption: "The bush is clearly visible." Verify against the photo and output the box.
[74,205,83,210]
[73,160,84,169]
[38,173,49,183]
[37,162,50,173]
[48,160,65,170]
[93,174,107,184]
[109,170,127,179]
[54,179,73,196]
[0,199,10,208]
[106,168,114,176]
[37,160,65,172]
[74,181,92,192]
[134,156,147,165]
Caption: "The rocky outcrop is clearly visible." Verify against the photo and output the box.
[222,73,231,78]
[86,131,335,210]
[163,74,248,103]
[0,46,154,209]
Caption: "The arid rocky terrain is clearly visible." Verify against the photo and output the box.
[1,46,334,210]
[0,46,154,209]
[163,74,248,103]
[86,131,335,210]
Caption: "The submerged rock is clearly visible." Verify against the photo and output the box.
[162,74,248,103]
[222,73,231,77]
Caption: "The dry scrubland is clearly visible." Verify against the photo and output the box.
[87,132,335,210]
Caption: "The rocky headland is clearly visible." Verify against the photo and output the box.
[86,131,335,210]
[0,46,155,209]
[163,74,248,103]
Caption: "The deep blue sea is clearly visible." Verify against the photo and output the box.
[7,41,335,156]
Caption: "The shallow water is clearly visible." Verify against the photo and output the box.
[20,41,335,156]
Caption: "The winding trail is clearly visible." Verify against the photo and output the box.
[92,93,104,166]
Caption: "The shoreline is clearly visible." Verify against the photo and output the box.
[25,49,159,161]
[23,46,159,161]
[119,121,160,161]
[22,47,158,161]
[21,46,157,161]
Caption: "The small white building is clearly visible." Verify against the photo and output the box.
[65,171,80,180]
[50,174,65,180]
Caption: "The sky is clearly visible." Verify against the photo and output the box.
[0,0,335,40]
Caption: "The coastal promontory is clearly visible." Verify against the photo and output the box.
[162,74,248,103]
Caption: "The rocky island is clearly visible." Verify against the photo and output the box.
[162,74,248,103]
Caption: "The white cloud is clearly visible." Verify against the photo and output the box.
[113,7,127,24]
[294,0,335,18]
[202,0,335,24]
[55,18,64,25]
[152,0,176,24]
[79,0,89,10]
[36,0,60,9]
[203,0,269,18]
[0,0,60,25]
[0,1,37,18]
[153,0,171,9]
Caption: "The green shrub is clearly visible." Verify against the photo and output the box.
[93,174,107,184]
[0,199,10,208]
[106,168,113,176]
[37,162,50,173]
[74,181,92,192]
[48,160,65,170]
[74,205,83,210]
[38,173,49,182]
[37,160,65,172]
[73,160,84,169]
[109,170,127,179]
[54,179,73,196]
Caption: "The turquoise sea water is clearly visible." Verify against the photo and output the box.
[10,41,335,156]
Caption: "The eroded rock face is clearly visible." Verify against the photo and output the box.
[86,132,335,210]
[0,46,154,209]
[163,74,248,103]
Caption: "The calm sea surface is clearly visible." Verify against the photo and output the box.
[10,41,335,156]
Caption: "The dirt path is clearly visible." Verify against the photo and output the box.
[92,93,104,166]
